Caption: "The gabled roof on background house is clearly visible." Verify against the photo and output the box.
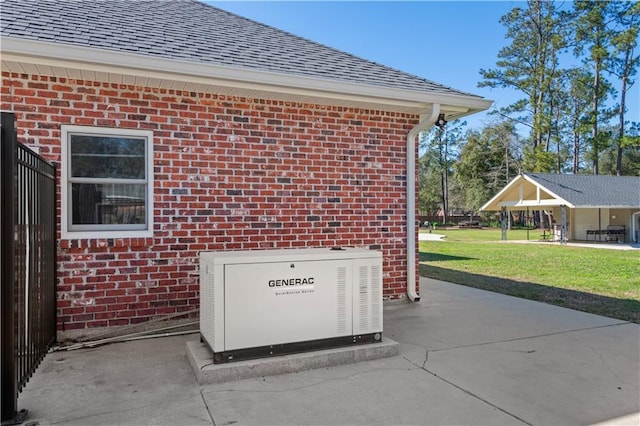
[481,173,640,211]
[0,0,491,116]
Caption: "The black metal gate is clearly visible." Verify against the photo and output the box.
[1,112,57,424]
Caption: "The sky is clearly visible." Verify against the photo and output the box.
[209,1,639,133]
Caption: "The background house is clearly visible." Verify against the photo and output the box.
[1,0,490,335]
[481,173,640,243]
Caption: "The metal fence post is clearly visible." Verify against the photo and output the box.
[1,112,26,424]
[2,112,57,425]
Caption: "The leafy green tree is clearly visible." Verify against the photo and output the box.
[419,120,466,223]
[418,151,442,216]
[600,123,640,175]
[558,68,595,173]
[454,121,520,216]
[522,144,557,173]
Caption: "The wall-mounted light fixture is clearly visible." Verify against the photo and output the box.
[435,113,447,128]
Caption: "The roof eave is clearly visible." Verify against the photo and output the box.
[575,205,640,209]
[1,37,492,116]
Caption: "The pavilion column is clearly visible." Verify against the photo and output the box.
[560,205,567,244]
[500,206,507,241]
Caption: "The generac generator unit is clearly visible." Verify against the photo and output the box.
[199,248,383,363]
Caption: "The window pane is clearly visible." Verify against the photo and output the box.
[70,135,146,179]
[71,183,146,225]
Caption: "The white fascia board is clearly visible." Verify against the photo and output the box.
[479,174,524,211]
[1,37,492,115]
[498,199,575,208]
[480,174,576,211]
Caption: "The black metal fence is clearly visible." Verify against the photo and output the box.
[1,112,57,423]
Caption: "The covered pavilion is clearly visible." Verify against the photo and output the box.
[480,173,640,244]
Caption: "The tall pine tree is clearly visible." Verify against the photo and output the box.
[479,0,567,172]
[573,0,617,175]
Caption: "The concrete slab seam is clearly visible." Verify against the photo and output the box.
[426,321,632,353]
[199,390,216,425]
[404,351,533,426]
[573,332,636,387]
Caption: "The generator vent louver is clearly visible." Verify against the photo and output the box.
[199,248,383,363]
[336,266,348,334]
[200,264,216,347]
[358,265,370,331]
[371,264,382,330]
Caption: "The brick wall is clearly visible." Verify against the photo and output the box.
[1,72,420,331]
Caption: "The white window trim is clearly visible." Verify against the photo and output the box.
[61,125,154,240]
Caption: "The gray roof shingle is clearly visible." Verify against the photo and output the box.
[526,173,640,207]
[0,0,482,98]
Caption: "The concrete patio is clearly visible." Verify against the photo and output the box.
[16,278,639,425]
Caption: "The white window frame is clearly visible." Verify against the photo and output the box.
[61,125,154,239]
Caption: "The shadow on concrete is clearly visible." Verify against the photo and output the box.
[418,263,640,324]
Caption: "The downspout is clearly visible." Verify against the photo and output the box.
[406,104,440,302]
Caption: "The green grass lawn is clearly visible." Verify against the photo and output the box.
[419,228,640,322]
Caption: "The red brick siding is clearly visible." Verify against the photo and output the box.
[1,72,420,331]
